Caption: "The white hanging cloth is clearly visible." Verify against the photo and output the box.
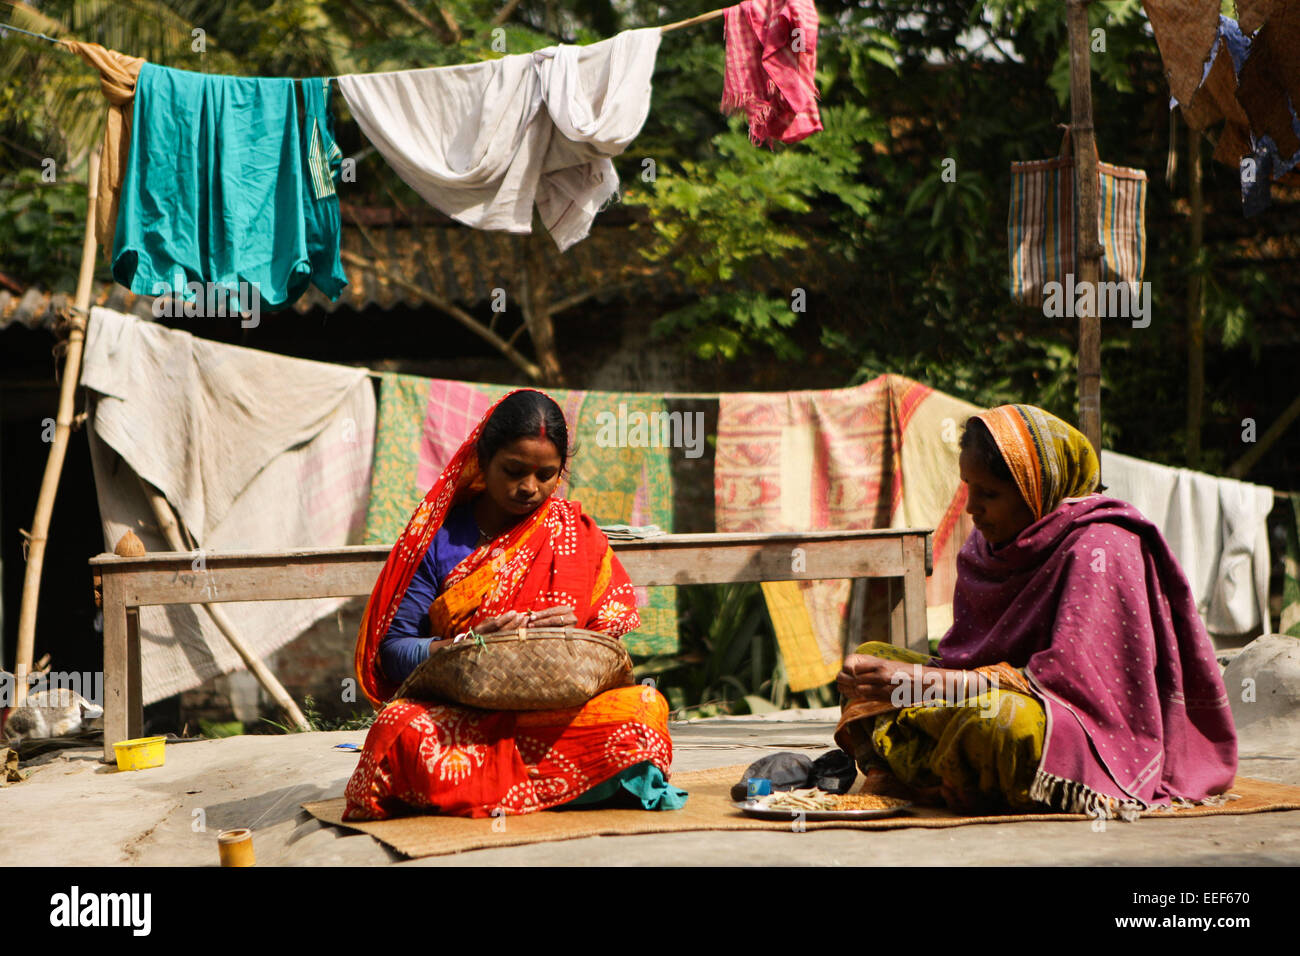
[1101,450,1274,638]
[337,27,662,251]
[81,307,376,703]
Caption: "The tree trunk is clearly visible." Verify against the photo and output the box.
[522,226,568,387]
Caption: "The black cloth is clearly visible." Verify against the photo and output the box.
[809,749,857,794]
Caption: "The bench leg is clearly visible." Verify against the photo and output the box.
[101,577,128,763]
[845,578,867,657]
[888,577,906,649]
[126,606,143,740]
[902,535,929,654]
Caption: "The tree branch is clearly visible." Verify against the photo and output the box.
[433,3,461,43]
[388,0,454,44]
[338,0,388,38]
[340,250,544,381]
[491,0,526,27]
[547,281,638,317]
[1227,391,1300,479]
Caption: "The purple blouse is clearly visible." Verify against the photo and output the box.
[379,501,480,684]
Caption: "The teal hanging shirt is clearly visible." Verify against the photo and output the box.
[113,63,348,312]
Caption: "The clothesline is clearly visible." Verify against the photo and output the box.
[359,368,718,400]
[1,6,734,70]
[0,23,60,44]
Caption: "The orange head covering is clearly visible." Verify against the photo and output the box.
[973,404,1100,521]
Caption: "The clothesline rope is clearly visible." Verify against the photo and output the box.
[0,22,60,44]
[2,5,735,71]
[358,369,718,400]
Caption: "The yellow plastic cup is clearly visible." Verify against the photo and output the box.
[113,735,166,771]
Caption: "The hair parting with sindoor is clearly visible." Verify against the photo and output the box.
[476,390,573,473]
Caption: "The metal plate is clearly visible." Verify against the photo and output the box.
[732,799,913,821]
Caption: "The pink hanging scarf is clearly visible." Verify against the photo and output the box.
[721,0,823,146]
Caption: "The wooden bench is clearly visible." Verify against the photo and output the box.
[90,528,932,762]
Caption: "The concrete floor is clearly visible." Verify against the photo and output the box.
[2,708,1298,867]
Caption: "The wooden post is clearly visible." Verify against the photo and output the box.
[13,146,100,705]
[1187,125,1205,469]
[1067,0,1103,461]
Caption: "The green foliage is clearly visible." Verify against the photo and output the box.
[199,719,244,738]
[262,695,376,733]
[1204,264,1275,363]
[626,105,880,359]
[901,164,989,264]
[0,169,90,290]
[635,584,835,720]
[651,293,805,362]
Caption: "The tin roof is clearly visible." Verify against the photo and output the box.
[2,219,810,333]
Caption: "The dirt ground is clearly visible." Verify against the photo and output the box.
[2,707,1297,867]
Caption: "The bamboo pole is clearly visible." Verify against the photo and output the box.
[138,478,311,732]
[661,8,728,33]
[13,146,100,706]
[1066,0,1103,465]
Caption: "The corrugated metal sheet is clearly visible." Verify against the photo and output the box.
[0,283,154,333]
[2,221,809,332]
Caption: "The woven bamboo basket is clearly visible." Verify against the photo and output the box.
[392,627,635,711]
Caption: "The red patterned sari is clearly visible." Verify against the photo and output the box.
[344,389,676,820]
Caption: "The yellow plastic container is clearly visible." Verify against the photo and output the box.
[114,735,166,771]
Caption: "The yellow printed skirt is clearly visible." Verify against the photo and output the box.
[834,642,1047,814]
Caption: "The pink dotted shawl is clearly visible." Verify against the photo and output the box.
[939,495,1238,818]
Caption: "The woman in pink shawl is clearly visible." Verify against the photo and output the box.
[834,404,1238,820]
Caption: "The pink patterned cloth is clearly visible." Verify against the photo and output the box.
[721,0,823,146]
[939,495,1238,817]
[714,376,893,686]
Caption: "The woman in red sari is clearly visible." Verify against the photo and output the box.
[344,389,685,820]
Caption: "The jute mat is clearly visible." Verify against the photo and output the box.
[302,765,1300,859]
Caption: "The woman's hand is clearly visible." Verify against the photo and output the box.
[473,610,529,635]
[837,655,980,707]
[472,605,578,635]
[524,605,577,628]
[837,654,920,703]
